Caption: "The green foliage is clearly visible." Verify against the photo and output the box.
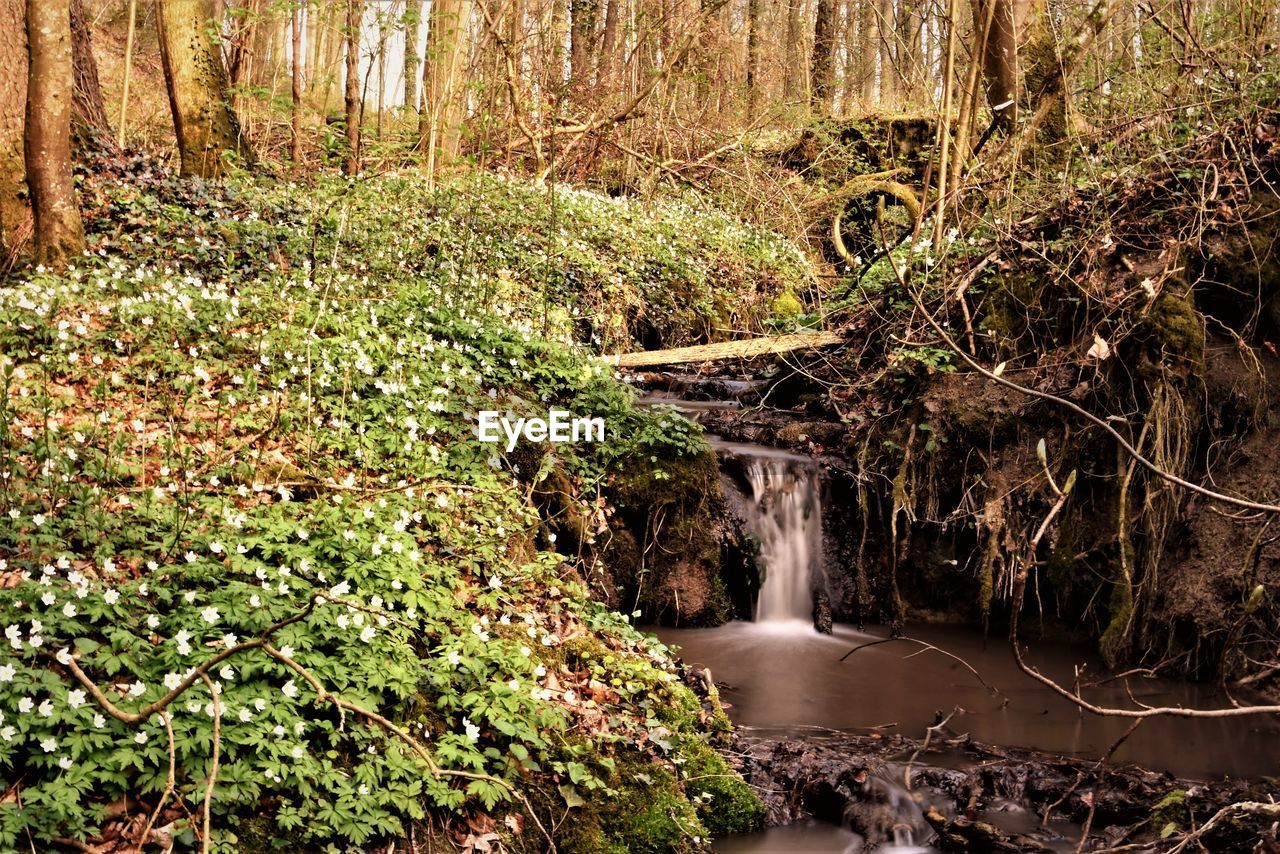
[0,167,762,849]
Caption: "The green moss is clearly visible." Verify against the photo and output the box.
[680,738,767,837]
[1140,286,1205,375]
[1152,789,1190,836]
[772,291,804,318]
[607,443,733,625]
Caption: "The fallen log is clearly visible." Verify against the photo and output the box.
[605,330,843,368]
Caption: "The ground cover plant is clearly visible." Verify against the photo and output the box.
[0,163,785,850]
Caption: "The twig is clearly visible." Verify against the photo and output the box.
[260,644,558,853]
[136,711,176,849]
[839,635,1002,697]
[197,674,221,854]
[58,598,318,725]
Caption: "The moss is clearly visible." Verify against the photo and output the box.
[607,443,734,625]
[1140,286,1205,376]
[1152,789,1190,835]
[1099,574,1135,667]
[680,738,767,837]
[772,290,804,318]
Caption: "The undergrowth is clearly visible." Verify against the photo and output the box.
[0,164,774,850]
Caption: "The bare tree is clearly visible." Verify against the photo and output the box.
[421,0,473,180]
[156,0,250,178]
[404,0,425,114]
[0,0,28,263]
[24,0,84,269]
[69,0,112,152]
[343,0,361,175]
[810,0,837,111]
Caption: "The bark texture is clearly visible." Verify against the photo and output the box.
[343,0,361,175]
[403,0,425,114]
[421,0,473,173]
[156,0,249,178]
[24,0,84,269]
[0,0,29,262]
[811,0,837,111]
[70,0,113,152]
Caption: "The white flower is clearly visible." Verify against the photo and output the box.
[219,665,235,680]
[103,589,119,605]
[0,664,14,682]
[37,699,54,717]
[463,718,480,742]
[278,646,294,659]
[282,680,298,699]
[249,594,261,608]
[93,713,105,728]
[0,726,14,741]
[128,680,146,697]
[146,615,160,629]
[57,756,72,770]
[134,731,148,744]
[488,575,502,590]
[436,493,449,509]
[200,606,220,624]
[61,603,76,618]
[163,673,183,690]
[209,541,224,554]
[67,690,85,709]
[359,626,376,643]
[238,708,253,722]
[222,633,238,648]
[563,690,577,704]
[40,592,55,607]
[55,648,72,665]
[40,737,57,752]
[447,650,461,667]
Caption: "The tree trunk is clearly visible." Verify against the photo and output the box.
[156,0,250,178]
[810,0,836,111]
[343,0,361,175]
[597,0,618,86]
[420,0,472,178]
[25,0,84,269]
[70,0,113,152]
[783,0,802,102]
[291,0,302,163]
[876,0,895,103]
[971,0,1022,132]
[746,0,760,114]
[403,0,424,114]
[0,0,28,263]
[895,0,921,101]
[857,0,874,103]
[570,0,598,87]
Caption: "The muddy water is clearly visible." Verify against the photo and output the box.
[659,621,1280,780]
[640,394,1280,848]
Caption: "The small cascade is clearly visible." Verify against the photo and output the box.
[737,452,823,624]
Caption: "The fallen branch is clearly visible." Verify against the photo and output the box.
[606,330,843,367]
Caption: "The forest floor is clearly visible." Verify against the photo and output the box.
[0,153,819,851]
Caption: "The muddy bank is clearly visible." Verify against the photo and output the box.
[730,727,1277,852]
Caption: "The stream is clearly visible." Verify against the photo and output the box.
[641,396,1280,852]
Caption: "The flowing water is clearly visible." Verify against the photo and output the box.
[738,449,822,625]
[637,400,1280,850]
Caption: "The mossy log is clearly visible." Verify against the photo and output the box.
[607,330,843,367]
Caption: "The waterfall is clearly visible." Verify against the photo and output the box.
[739,454,823,624]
